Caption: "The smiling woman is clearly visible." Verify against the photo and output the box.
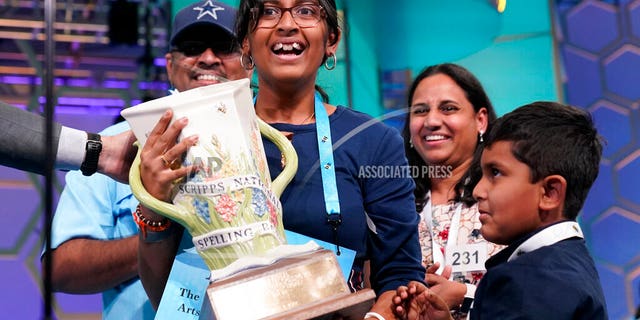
[402,63,503,318]
[136,0,427,318]
[243,0,429,314]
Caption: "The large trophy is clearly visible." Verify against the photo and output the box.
[122,79,374,319]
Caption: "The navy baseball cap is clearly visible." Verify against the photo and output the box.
[170,0,237,46]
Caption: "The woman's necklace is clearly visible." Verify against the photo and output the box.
[280,111,315,168]
[256,110,314,125]
[299,112,315,125]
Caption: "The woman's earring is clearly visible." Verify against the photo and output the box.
[479,131,484,143]
[461,177,471,198]
[409,139,414,149]
[240,53,255,70]
[324,52,336,71]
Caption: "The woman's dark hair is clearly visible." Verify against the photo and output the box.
[401,63,498,210]
[235,0,340,103]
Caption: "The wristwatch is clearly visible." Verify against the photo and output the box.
[80,133,102,176]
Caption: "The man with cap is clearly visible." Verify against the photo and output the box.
[41,1,249,319]
[165,0,247,93]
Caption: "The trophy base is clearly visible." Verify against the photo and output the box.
[199,249,375,320]
[265,288,375,320]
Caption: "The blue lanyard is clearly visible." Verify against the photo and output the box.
[254,93,342,254]
[313,93,342,255]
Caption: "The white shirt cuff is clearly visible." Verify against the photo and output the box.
[56,126,88,170]
[464,283,476,298]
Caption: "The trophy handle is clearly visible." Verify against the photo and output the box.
[256,118,298,197]
[129,119,298,227]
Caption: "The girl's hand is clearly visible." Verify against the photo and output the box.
[139,109,198,202]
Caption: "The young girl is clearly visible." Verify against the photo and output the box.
[136,1,426,318]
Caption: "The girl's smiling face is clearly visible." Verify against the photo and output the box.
[245,0,339,86]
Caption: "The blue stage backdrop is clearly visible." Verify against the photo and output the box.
[553,0,640,318]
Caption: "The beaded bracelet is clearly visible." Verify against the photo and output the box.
[132,204,173,242]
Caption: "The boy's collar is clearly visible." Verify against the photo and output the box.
[507,220,583,262]
[484,220,583,269]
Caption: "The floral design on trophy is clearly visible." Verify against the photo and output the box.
[125,79,298,272]
[123,79,374,319]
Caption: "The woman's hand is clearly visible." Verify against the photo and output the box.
[424,274,467,309]
[139,109,198,203]
[424,262,466,308]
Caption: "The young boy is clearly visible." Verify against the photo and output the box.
[393,101,608,319]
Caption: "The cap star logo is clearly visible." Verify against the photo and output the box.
[193,0,225,20]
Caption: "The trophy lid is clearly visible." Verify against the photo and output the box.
[121,78,252,147]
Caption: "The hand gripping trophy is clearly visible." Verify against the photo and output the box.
[124,79,374,319]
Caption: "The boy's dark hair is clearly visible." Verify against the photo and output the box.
[402,63,498,210]
[483,101,603,220]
